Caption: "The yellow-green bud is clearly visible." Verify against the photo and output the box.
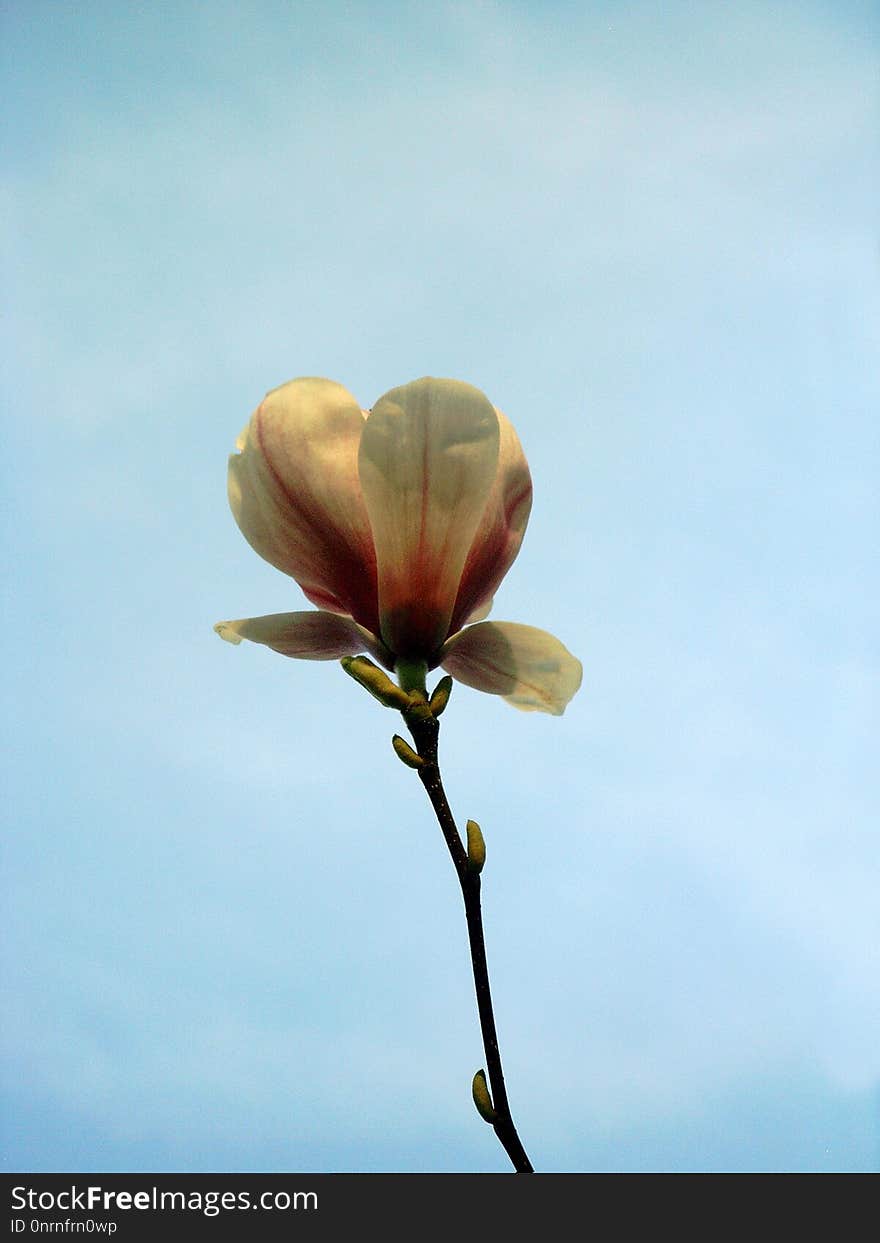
[471,1069,496,1124]
[429,675,453,717]
[466,819,486,873]
[341,656,412,709]
[392,734,425,769]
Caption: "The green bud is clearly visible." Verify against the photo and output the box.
[466,819,486,873]
[428,675,453,717]
[392,734,426,769]
[471,1069,496,1124]
[341,656,412,709]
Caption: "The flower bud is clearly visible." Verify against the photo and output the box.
[341,656,412,709]
[429,675,453,716]
[466,819,486,873]
[471,1069,496,1124]
[392,734,426,769]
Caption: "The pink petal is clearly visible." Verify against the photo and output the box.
[464,595,494,624]
[228,378,380,635]
[214,611,391,664]
[358,378,500,660]
[449,408,533,635]
[440,621,582,715]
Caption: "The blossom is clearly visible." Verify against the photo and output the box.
[215,376,582,714]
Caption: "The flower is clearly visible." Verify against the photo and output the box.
[215,376,582,714]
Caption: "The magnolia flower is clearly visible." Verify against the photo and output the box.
[215,376,582,714]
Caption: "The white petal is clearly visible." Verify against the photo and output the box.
[465,595,494,624]
[214,611,390,664]
[228,378,380,634]
[358,377,499,659]
[440,621,582,715]
[450,408,532,634]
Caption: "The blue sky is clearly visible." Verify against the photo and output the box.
[2,0,878,1172]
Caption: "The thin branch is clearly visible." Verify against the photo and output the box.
[404,704,534,1174]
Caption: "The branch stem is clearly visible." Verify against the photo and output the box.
[403,706,534,1174]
